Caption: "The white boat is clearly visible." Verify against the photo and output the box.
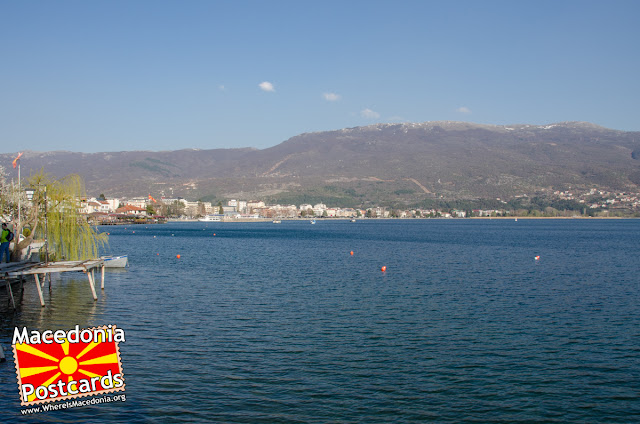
[310,220,316,224]
[198,215,222,222]
[273,220,282,224]
[101,255,129,268]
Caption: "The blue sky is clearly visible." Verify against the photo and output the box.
[1,0,639,153]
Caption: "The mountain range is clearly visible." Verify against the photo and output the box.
[3,121,640,208]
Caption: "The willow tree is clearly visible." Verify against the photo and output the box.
[34,172,108,261]
[3,169,108,262]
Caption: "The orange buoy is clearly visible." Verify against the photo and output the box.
[535,256,540,261]
[381,266,387,272]
[350,251,354,256]
[157,253,159,255]
[176,254,181,259]
[213,233,216,236]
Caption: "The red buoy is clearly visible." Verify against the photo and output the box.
[176,254,181,259]
[350,251,354,256]
[381,266,387,272]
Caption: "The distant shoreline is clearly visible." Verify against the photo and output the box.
[470,216,635,220]
[167,216,636,223]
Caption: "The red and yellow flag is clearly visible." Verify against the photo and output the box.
[12,152,23,169]
[148,195,157,203]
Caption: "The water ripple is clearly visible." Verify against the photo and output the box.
[1,220,639,422]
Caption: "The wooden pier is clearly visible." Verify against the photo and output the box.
[0,259,105,309]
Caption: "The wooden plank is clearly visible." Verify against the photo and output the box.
[2,260,105,278]
[10,264,101,275]
[1,263,40,276]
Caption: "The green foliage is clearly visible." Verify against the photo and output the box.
[199,193,218,203]
[128,158,178,177]
[394,189,416,195]
[511,196,585,211]
[30,172,108,261]
[159,200,185,217]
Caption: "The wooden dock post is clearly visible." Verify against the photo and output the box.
[6,280,16,309]
[3,259,105,307]
[86,270,98,301]
[33,274,45,307]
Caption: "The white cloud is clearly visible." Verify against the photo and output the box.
[457,106,472,114]
[323,92,341,101]
[218,85,225,91]
[259,81,275,92]
[360,108,380,119]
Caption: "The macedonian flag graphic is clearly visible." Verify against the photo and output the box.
[13,326,125,406]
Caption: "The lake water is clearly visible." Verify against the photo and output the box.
[1,219,639,423]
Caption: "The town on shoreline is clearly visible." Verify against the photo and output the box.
[83,190,640,225]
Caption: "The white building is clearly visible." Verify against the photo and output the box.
[161,198,188,206]
[247,201,265,212]
[81,198,119,214]
[325,208,337,217]
[126,198,148,208]
[313,203,327,216]
[237,200,247,213]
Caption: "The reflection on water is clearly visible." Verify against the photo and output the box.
[1,273,103,339]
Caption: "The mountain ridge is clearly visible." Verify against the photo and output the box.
[2,121,639,207]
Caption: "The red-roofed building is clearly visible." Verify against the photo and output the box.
[116,205,147,216]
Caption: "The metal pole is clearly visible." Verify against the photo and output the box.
[17,163,21,231]
[44,186,49,266]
